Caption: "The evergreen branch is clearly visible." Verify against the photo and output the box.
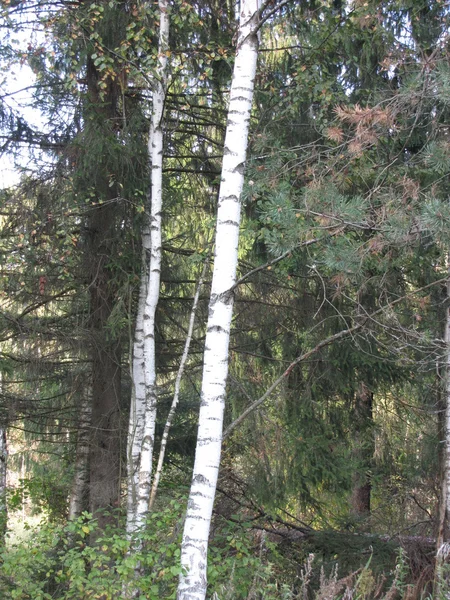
[258,0,293,26]
[223,277,447,438]
[306,210,376,231]
[17,288,77,321]
[230,232,343,293]
[258,0,355,51]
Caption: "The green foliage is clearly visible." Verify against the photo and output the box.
[8,472,70,521]
[0,507,296,600]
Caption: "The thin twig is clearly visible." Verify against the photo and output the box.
[148,254,209,509]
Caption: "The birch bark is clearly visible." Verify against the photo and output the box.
[0,427,6,541]
[126,238,149,535]
[436,270,450,593]
[0,371,6,540]
[128,0,169,533]
[177,1,259,597]
[437,270,450,554]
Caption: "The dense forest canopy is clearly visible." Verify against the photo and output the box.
[1,0,450,598]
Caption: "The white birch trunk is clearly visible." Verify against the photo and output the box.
[126,241,149,536]
[437,269,450,558]
[0,427,7,540]
[436,269,450,596]
[0,370,5,540]
[177,2,259,597]
[149,259,208,510]
[68,385,92,520]
[133,0,169,532]
[444,276,450,526]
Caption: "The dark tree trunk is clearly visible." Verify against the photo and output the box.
[89,325,122,524]
[84,54,124,529]
[350,381,373,520]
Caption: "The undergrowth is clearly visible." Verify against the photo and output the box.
[0,507,444,599]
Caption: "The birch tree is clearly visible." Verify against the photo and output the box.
[177,0,260,597]
[126,0,169,534]
[126,231,150,536]
[435,265,450,599]
[437,269,450,555]
[0,427,6,542]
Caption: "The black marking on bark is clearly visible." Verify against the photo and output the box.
[207,324,228,334]
[219,193,239,203]
[198,436,221,445]
[223,145,238,156]
[186,513,208,521]
[220,219,239,227]
[233,83,254,92]
[193,473,208,484]
[229,95,250,103]
[234,162,245,175]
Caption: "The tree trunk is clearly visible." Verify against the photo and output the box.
[0,426,7,542]
[435,273,450,596]
[85,56,123,529]
[127,0,169,534]
[126,243,148,536]
[437,273,450,552]
[350,381,373,521]
[88,285,122,526]
[177,2,259,597]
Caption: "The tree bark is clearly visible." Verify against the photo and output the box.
[88,283,122,526]
[177,1,259,597]
[127,0,169,535]
[126,242,148,536]
[85,56,123,529]
[0,426,7,542]
[437,272,450,553]
[350,381,373,521]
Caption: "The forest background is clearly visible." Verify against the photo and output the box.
[1,0,450,598]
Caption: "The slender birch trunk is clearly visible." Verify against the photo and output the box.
[0,427,7,541]
[68,385,92,520]
[149,259,208,510]
[177,2,259,597]
[0,370,6,541]
[437,269,450,565]
[127,0,169,534]
[126,240,149,535]
[435,271,450,595]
